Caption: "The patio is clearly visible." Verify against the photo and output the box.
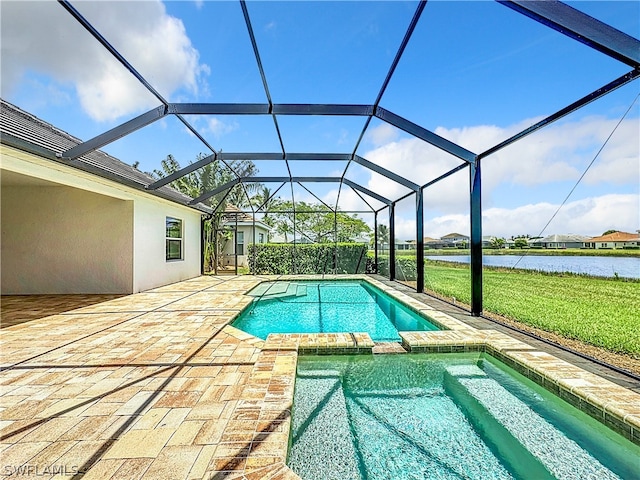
[1,275,639,479]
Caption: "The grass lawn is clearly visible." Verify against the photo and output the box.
[423,261,640,357]
[424,248,640,257]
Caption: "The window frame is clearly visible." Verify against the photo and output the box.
[236,231,245,256]
[166,217,184,261]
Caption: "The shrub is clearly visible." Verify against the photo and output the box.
[248,243,368,274]
[370,254,418,281]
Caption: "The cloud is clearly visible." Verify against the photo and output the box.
[1,1,209,122]
[410,194,639,240]
[367,123,399,147]
[360,114,639,215]
[203,117,239,138]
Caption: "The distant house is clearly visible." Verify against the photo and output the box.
[531,234,590,249]
[585,231,640,250]
[424,236,448,249]
[482,235,501,248]
[441,232,469,247]
[394,240,416,251]
[220,205,270,267]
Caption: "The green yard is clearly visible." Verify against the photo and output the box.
[424,248,640,257]
[422,261,640,357]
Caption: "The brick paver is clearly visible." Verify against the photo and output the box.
[1,275,638,479]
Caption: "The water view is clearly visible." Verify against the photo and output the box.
[425,255,640,279]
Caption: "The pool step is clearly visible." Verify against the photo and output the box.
[444,365,619,480]
[288,371,361,480]
[248,282,308,300]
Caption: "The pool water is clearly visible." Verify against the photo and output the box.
[232,281,439,342]
[288,354,639,480]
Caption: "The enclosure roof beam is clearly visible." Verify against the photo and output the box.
[147,153,216,190]
[375,107,477,164]
[349,187,377,213]
[169,103,269,115]
[297,182,335,212]
[189,178,240,205]
[272,104,374,116]
[240,0,288,173]
[62,106,167,160]
[58,0,168,104]
[343,178,391,205]
[421,162,470,190]
[498,0,640,68]
[351,1,426,157]
[353,155,420,191]
[167,103,377,116]
[478,69,640,160]
[217,152,352,161]
[241,176,342,184]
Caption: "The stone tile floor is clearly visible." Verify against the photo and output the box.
[1,276,287,479]
[1,275,639,479]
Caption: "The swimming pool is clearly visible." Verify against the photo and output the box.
[232,280,439,342]
[288,353,639,480]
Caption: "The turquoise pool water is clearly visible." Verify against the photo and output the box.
[288,353,639,480]
[232,281,439,342]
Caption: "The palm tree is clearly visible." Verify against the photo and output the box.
[152,154,260,272]
[377,225,390,247]
[252,186,280,227]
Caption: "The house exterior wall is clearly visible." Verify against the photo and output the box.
[221,223,269,267]
[1,184,134,294]
[593,241,639,249]
[132,199,201,292]
[1,145,202,294]
[542,241,585,249]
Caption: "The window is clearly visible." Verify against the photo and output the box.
[166,217,183,260]
[258,233,265,244]
[236,231,244,255]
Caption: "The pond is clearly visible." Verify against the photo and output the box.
[425,254,640,279]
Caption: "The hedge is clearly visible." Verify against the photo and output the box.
[248,243,369,275]
[373,254,418,281]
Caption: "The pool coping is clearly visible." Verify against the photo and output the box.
[224,274,640,479]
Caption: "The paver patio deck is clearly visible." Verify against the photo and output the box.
[1,275,639,479]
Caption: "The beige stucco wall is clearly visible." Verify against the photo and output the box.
[221,223,270,267]
[132,199,202,292]
[1,184,134,294]
[1,145,202,294]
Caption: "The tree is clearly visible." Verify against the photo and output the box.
[375,224,390,248]
[268,201,371,244]
[514,237,528,248]
[152,153,260,272]
[602,229,618,236]
[490,237,506,249]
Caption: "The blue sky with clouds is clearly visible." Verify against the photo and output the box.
[1,0,638,239]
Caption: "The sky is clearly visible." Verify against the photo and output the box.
[1,0,639,240]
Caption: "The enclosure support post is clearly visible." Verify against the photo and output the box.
[389,202,396,281]
[333,208,338,274]
[416,188,424,293]
[252,215,256,275]
[292,206,297,274]
[234,213,239,276]
[374,211,379,274]
[200,215,206,275]
[470,158,483,316]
